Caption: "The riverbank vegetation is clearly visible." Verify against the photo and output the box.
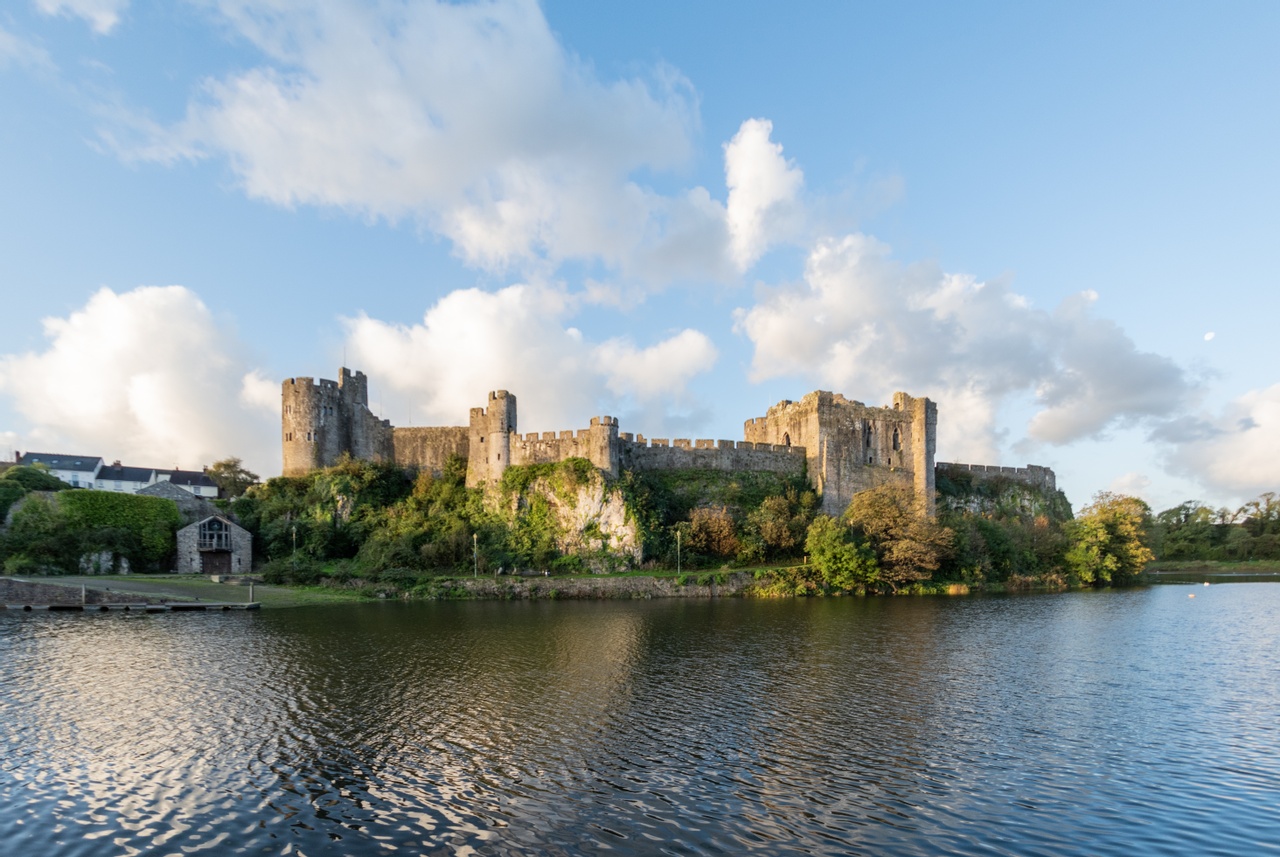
[1,469,182,574]
[0,454,1200,599]
[218,457,1160,598]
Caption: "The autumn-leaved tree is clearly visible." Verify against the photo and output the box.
[207,457,260,498]
[844,481,953,592]
[1065,492,1154,586]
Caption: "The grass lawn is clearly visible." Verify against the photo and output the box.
[47,575,369,608]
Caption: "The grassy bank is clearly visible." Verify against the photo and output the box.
[45,575,369,608]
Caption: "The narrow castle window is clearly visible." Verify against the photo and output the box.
[868,455,873,464]
[783,433,790,447]
[866,432,872,448]
[892,428,900,451]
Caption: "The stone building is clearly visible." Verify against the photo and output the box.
[138,480,220,525]
[743,390,937,516]
[282,366,1052,515]
[176,514,252,576]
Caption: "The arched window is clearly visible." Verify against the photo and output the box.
[892,428,900,451]
[783,432,791,447]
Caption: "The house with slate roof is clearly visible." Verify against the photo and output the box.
[17,452,104,489]
[16,452,222,498]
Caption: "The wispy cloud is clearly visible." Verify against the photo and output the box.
[34,0,128,35]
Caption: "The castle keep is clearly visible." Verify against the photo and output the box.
[282,368,1054,514]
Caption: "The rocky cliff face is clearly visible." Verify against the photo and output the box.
[533,473,641,562]
[936,472,1073,522]
[496,463,641,571]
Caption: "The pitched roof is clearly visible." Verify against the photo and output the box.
[96,463,155,483]
[17,452,103,473]
[159,469,218,489]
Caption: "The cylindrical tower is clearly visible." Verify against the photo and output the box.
[486,391,515,483]
[282,377,319,476]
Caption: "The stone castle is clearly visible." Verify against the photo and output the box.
[281,367,1055,515]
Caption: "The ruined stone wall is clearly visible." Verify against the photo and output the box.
[620,436,807,477]
[392,427,470,475]
[936,462,1057,493]
[744,390,932,514]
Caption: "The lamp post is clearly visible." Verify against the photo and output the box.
[676,529,681,575]
[291,526,297,567]
[473,532,478,578]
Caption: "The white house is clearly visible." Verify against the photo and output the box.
[17,452,221,498]
[17,452,103,488]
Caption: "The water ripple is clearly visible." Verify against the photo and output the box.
[3,587,1280,854]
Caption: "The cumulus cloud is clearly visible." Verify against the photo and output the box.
[0,286,278,474]
[734,233,1194,463]
[111,0,742,282]
[594,329,718,400]
[342,284,718,433]
[724,118,804,270]
[35,0,127,34]
[1158,383,1280,498]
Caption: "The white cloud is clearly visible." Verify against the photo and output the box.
[1109,471,1152,500]
[734,233,1194,464]
[724,118,803,270]
[594,329,718,400]
[342,284,717,433]
[0,24,54,71]
[35,0,127,35]
[0,286,278,475]
[117,0,738,282]
[1159,383,1280,499]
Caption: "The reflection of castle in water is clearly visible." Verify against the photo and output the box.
[281,367,1054,515]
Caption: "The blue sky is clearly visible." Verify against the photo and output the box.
[2,0,1277,514]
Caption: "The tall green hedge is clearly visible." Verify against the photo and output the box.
[57,490,183,566]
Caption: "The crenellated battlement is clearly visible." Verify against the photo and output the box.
[936,462,1057,493]
[283,367,1052,515]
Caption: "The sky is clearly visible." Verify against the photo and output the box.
[1,0,1278,514]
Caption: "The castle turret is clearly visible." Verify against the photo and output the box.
[587,416,621,477]
[281,367,392,476]
[466,391,518,487]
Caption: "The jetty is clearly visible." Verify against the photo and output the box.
[0,577,260,613]
[4,601,260,612]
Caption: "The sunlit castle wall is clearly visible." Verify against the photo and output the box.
[744,390,937,515]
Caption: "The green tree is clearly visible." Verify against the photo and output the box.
[1,465,72,493]
[804,515,878,592]
[844,481,953,592]
[2,494,77,573]
[1065,492,1155,585]
[206,457,260,498]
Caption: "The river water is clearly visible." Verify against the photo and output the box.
[2,583,1278,856]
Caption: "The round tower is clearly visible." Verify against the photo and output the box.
[282,377,319,476]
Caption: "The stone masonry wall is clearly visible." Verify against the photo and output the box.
[175,518,253,575]
[936,462,1057,493]
[743,390,931,515]
[282,369,393,477]
[283,368,1052,519]
[393,427,470,474]
[620,437,806,477]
